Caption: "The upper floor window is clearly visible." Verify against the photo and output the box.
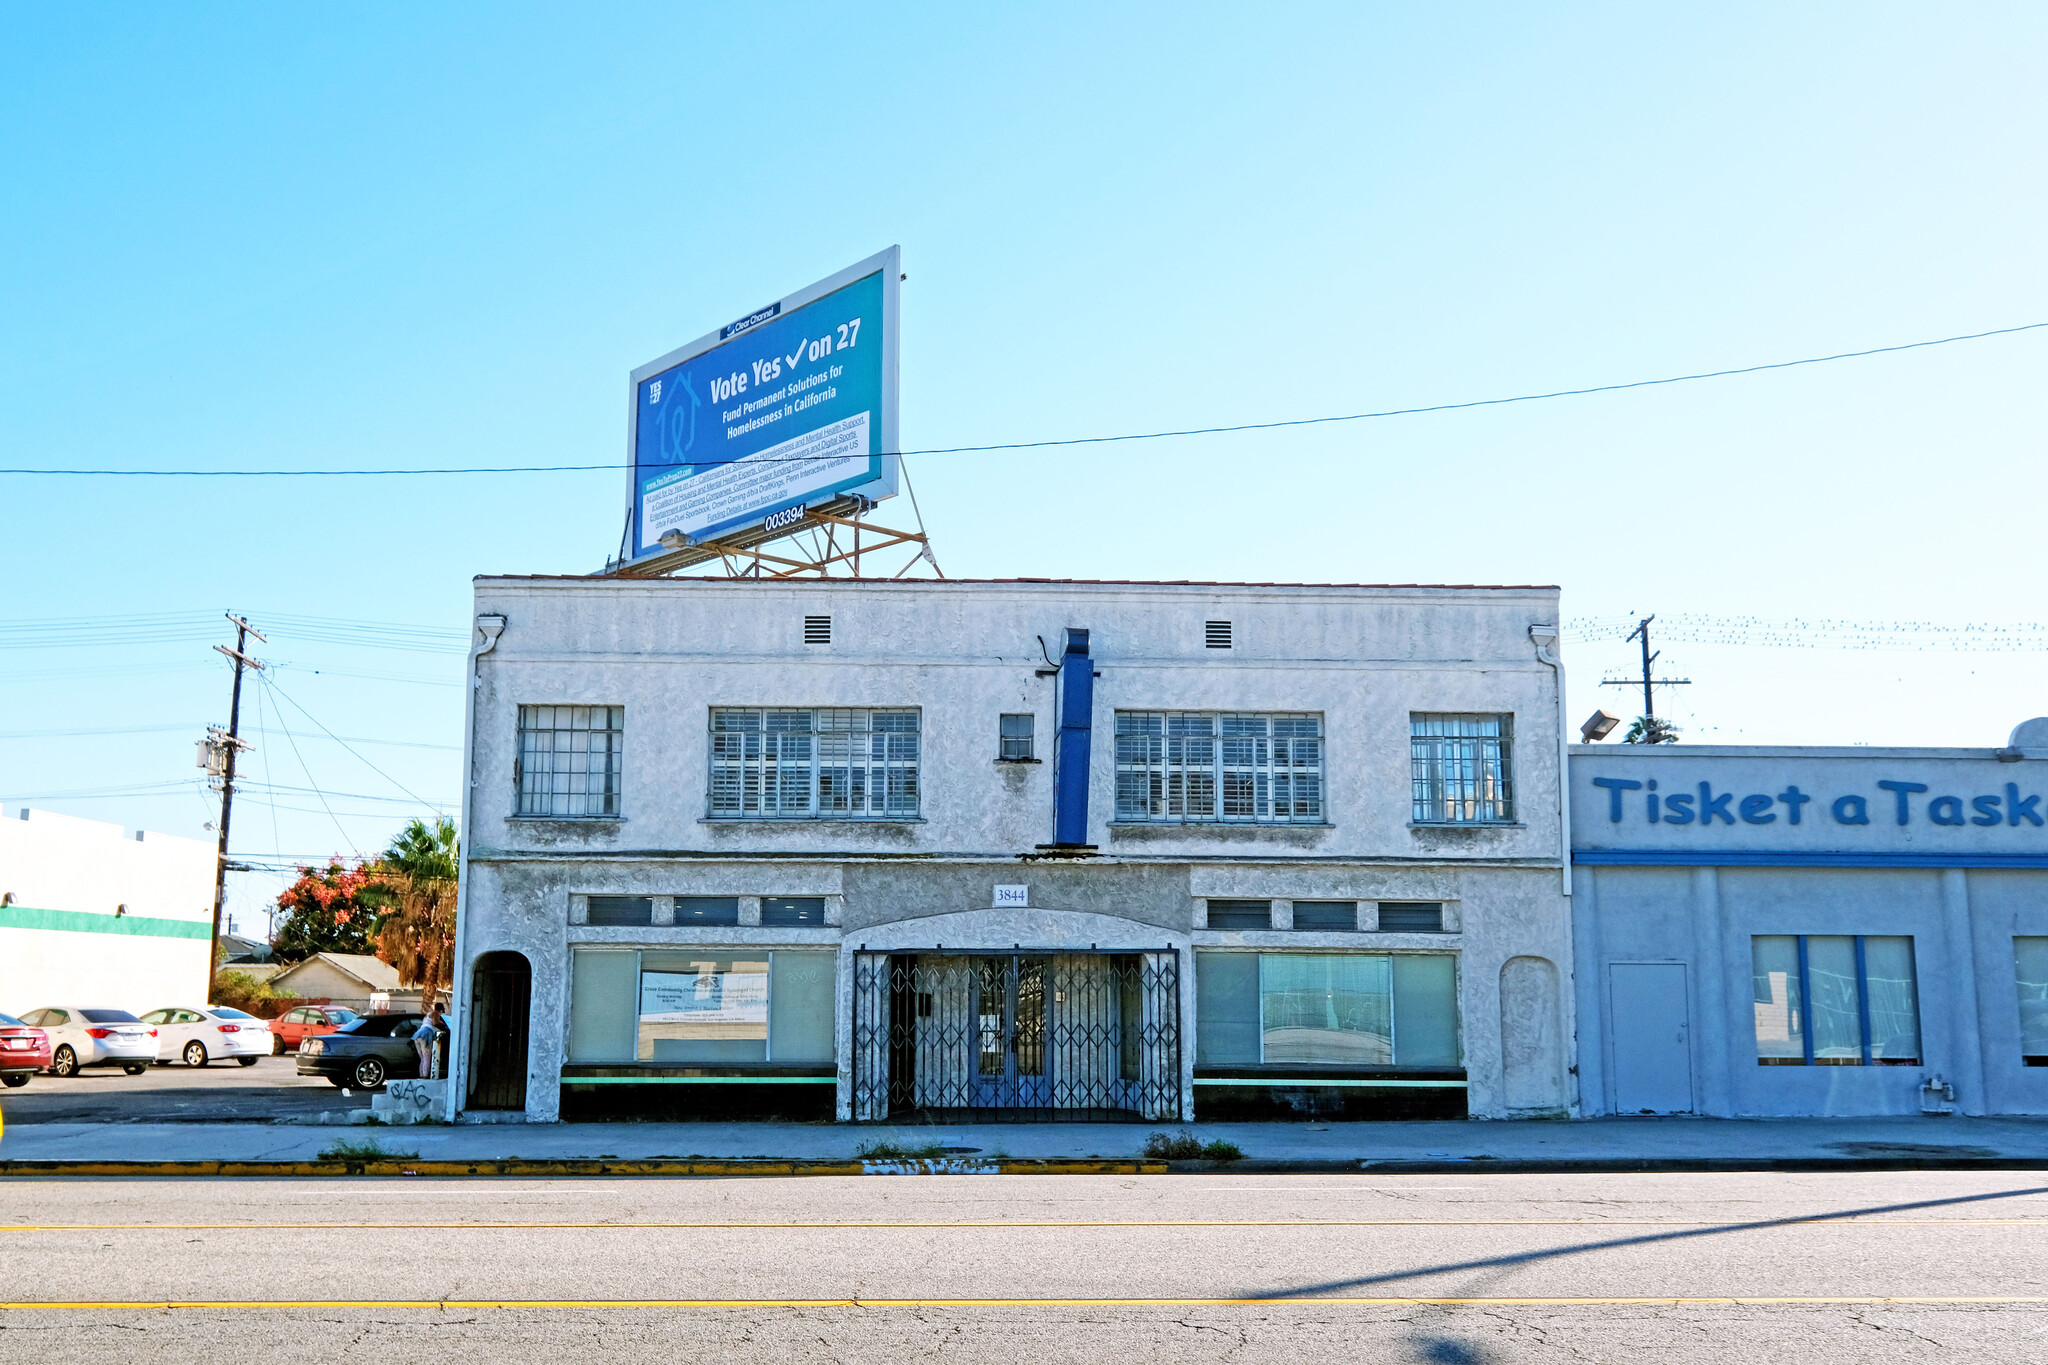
[1410,714,1513,824]
[999,713,1036,761]
[1114,711,1323,824]
[709,707,920,820]
[517,705,624,817]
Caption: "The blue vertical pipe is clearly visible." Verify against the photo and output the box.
[1053,627,1093,845]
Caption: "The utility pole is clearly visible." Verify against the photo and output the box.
[203,613,266,998]
[1600,615,1691,740]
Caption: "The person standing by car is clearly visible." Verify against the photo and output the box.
[412,1002,447,1080]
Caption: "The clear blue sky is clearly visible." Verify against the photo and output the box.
[4,6,2044,934]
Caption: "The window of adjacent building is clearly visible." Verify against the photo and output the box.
[2016,938,2048,1066]
[708,707,920,820]
[1114,711,1323,824]
[1410,714,1513,824]
[762,897,826,926]
[999,713,1036,761]
[1207,899,1273,930]
[569,948,834,1066]
[1195,951,1459,1068]
[587,896,654,927]
[1377,902,1446,933]
[1752,935,1921,1065]
[1292,901,1358,932]
[516,705,624,817]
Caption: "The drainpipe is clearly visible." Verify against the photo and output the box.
[444,612,506,1121]
[1529,624,1572,898]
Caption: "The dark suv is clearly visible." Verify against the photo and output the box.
[294,1013,432,1089]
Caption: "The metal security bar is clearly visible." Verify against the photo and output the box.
[1410,713,1514,823]
[852,952,1182,1122]
[516,705,625,817]
[708,707,920,819]
[1113,711,1323,824]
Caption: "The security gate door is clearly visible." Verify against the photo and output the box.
[973,957,1051,1108]
[852,951,1182,1121]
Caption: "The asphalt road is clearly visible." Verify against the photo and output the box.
[0,1169,2044,1361]
[0,1054,370,1123]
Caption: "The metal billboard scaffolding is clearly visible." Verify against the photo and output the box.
[609,482,942,579]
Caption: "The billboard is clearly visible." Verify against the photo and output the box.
[624,247,900,561]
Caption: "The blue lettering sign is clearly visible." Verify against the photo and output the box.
[2009,783,2043,827]
[1778,785,1812,824]
[1928,795,1965,826]
[1876,780,1929,825]
[1739,794,1776,824]
[1831,795,1870,825]
[1591,777,1641,822]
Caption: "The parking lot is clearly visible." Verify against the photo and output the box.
[0,1052,373,1124]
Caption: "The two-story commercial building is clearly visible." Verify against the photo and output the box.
[1571,721,2048,1118]
[445,576,1576,1125]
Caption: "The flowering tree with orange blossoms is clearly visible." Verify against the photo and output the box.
[272,859,377,960]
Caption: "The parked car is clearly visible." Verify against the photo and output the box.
[268,1004,360,1055]
[137,1006,271,1067]
[296,1012,431,1089]
[0,1012,53,1087]
[15,1007,157,1077]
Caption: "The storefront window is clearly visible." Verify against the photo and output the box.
[566,948,834,1066]
[1196,951,1459,1067]
[1751,935,1920,1066]
[2016,938,2048,1066]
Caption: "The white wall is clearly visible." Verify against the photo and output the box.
[0,807,216,1015]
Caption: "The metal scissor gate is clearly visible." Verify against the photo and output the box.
[851,951,1182,1121]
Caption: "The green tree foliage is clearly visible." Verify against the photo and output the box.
[1623,715,1681,745]
[272,859,376,959]
[362,818,460,1009]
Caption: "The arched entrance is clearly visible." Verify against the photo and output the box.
[466,950,532,1112]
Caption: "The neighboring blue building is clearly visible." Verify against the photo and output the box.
[1570,719,2048,1118]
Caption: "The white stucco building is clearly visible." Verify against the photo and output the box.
[1571,719,2048,1118]
[446,576,1577,1124]
[0,806,216,1016]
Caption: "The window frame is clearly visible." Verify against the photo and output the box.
[514,705,626,819]
[1113,710,1326,826]
[706,707,923,822]
[1752,933,1921,1067]
[1409,713,1515,825]
[998,713,1037,762]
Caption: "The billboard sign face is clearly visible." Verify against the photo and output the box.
[625,247,899,559]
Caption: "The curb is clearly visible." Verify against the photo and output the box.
[0,1157,1172,1178]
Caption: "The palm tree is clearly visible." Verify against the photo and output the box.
[1623,715,1681,745]
[364,817,459,1011]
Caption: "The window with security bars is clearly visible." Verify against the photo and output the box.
[1114,711,1323,824]
[1410,714,1513,824]
[516,706,624,817]
[709,708,920,819]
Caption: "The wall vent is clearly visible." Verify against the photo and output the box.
[803,615,832,645]
[1205,620,1232,649]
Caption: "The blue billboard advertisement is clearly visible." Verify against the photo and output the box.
[626,248,899,559]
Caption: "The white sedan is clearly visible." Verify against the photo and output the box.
[14,1006,157,1076]
[137,1006,271,1067]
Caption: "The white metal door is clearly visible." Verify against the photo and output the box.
[1609,963,1693,1115]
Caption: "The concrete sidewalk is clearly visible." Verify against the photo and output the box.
[3,1113,2046,1172]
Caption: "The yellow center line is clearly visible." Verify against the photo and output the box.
[3,1296,2045,1310]
[2,1218,2044,1231]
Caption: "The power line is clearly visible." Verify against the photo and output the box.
[260,675,446,810]
[3,319,2042,477]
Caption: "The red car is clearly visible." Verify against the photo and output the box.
[268,1005,360,1054]
[0,1012,53,1087]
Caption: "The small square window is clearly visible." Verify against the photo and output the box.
[1207,899,1272,930]
[1292,901,1358,931]
[999,713,1036,761]
[803,615,831,645]
[1376,903,1445,933]
[1205,620,1232,649]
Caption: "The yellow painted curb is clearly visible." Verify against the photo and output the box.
[0,1158,1170,1178]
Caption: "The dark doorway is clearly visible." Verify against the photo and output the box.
[466,950,532,1111]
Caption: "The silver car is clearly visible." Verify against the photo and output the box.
[15,1006,157,1077]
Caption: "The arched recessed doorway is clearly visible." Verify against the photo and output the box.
[466,950,532,1112]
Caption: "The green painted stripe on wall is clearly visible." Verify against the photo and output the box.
[0,905,212,941]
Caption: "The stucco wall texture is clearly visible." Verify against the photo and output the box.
[451,577,1574,1123]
